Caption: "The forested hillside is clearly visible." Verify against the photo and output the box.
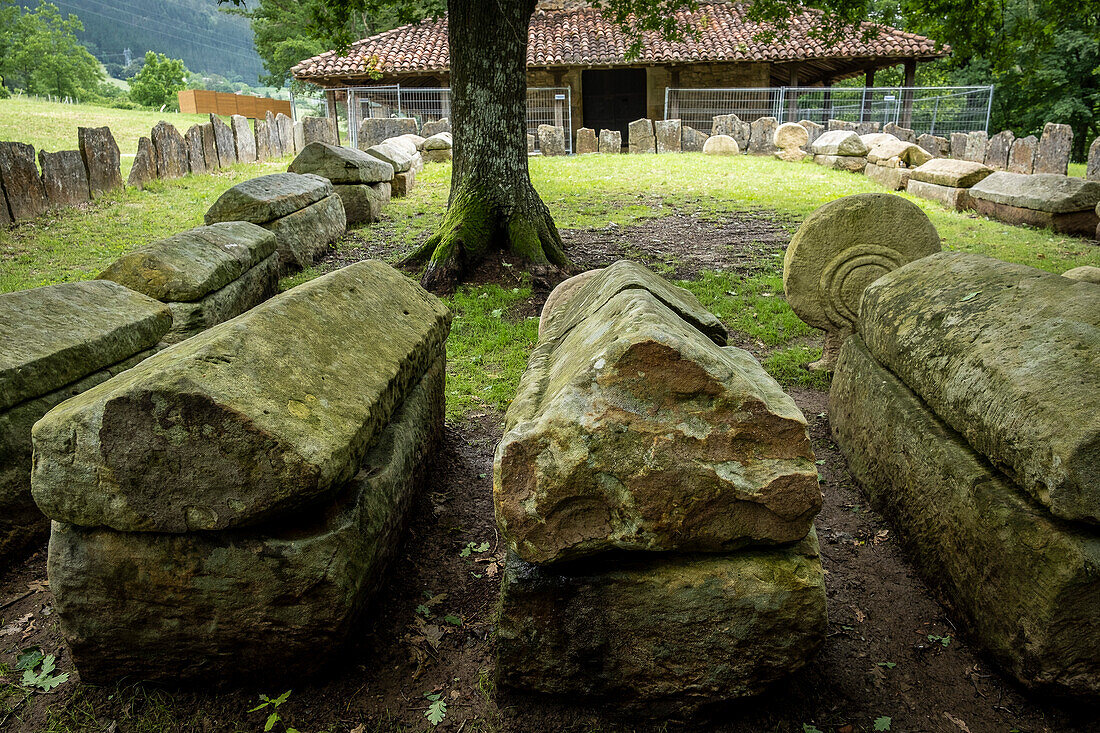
[36,0,262,83]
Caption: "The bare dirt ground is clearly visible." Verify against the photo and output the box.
[1,214,1097,733]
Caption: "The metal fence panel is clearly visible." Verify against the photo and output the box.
[296,86,570,151]
[664,86,994,136]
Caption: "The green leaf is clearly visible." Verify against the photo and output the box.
[475,541,490,552]
[248,701,270,713]
[877,661,897,669]
[959,291,981,301]
[15,649,43,671]
[273,689,293,705]
[416,604,432,617]
[264,711,279,731]
[874,716,892,731]
[39,655,56,676]
[444,614,463,626]
[426,698,447,725]
[802,725,823,733]
[37,672,69,691]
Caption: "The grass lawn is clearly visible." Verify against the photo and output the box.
[0,97,218,176]
[4,151,1097,421]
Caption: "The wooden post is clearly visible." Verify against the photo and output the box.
[900,60,917,128]
[788,63,800,121]
[861,67,876,122]
[823,76,833,121]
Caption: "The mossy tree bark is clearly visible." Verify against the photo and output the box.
[403,0,570,291]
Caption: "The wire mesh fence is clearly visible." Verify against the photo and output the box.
[664,86,994,137]
[293,85,571,151]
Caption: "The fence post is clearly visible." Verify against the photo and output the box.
[397,84,403,117]
[983,85,994,133]
[930,97,940,136]
[776,87,786,122]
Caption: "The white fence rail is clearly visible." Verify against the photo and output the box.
[664,86,994,137]
[294,85,572,152]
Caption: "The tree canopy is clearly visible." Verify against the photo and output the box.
[129,51,191,109]
[0,1,104,99]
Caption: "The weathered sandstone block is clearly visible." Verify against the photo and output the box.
[184,125,206,175]
[357,118,417,149]
[863,163,909,190]
[681,125,708,152]
[152,121,188,180]
[1035,122,1072,175]
[364,141,414,172]
[38,149,90,208]
[712,114,750,150]
[127,137,156,189]
[288,142,394,185]
[537,124,567,156]
[747,116,778,155]
[866,138,932,167]
[496,531,827,714]
[830,336,1100,696]
[655,119,681,153]
[628,118,656,154]
[0,141,48,222]
[204,172,331,224]
[32,261,451,534]
[969,172,1100,235]
[774,122,809,151]
[77,126,122,197]
[813,154,866,172]
[598,129,622,153]
[859,252,1100,523]
[908,158,992,188]
[210,114,237,167]
[703,135,739,155]
[811,131,868,157]
[576,127,597,154]
[232,114,257,163]
[905,179,974,211]
[333,182,390,225]
[304,116,339,146]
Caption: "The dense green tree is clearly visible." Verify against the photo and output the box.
[129,51,190,108]
[0,1,104,99]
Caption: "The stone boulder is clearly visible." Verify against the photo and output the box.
[210,114,237,167]
[0,142,48,222]
[628,118,656,154]
[0,281,169,560]
[364,141,414,173]
[747,116,778,155]
[965,131,988,162]
[859,133,896,149]
[782,193,940,370]
[77,126,122,198]
[859,252,1100,523]
[969,172,1100,235]
[712,114,750,150]
[832,334,1100,697]
[1035,122,1073,175]
[909,158,993,188]
[1008,135,1037,174]
[184,125,206,175]
[866,138,932,168]
[497,267,818,564]
[204,173,346,272]
[576,128,597,154]
[37,261,450,683]
[232,114,257,163]
[950,132,968,159]
[33,261,451,535]
[813,154,867,172]
[97,222,279,343]
[127,137,156,189]
[811,130,868,157]
[598,129,622,154]
[702,134,739,156]
[289,142,394,184]
[152,121,188,180]
[303,116,338,146]
[883,123,915,143]
[496,533,827,715]
[38,149,90,209]
[681,126,708,152]
[1063,265,1100,284]
[655,119,681,153]
[357,118,418,149]
[422,132,453,163]
[536,124,566,156]
[421,118,450,137]
[984,130,1014,170]
[775,122,809,151]
[536,269,602,338]
[384,135,419,157]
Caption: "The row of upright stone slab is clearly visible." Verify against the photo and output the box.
[0,127,122,226]
[0,282,171,560]
[826,250,1100,697]
[32,260,452,682]
[494,261,827,716]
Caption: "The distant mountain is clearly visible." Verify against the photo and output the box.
[40,0,263,84]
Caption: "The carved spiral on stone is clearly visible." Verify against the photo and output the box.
[819,245,906,329]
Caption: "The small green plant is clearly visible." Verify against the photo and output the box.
[802,725,823,733]
[17,649,70,692]
[424,692,447,725]
[928,634,952,648]
[460,540,490,558]
[874,715,892,731]
[249,690,299,732]
[877,661,897,669]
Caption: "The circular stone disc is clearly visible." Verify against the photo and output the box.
[783,193,941,330]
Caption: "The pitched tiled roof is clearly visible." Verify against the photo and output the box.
[292,2,946,82]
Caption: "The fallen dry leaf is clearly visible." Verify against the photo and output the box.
[944,711,972,732]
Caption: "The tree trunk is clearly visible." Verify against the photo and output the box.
[404,0,570,291]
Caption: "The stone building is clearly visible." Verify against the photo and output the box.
[292,0,946,143]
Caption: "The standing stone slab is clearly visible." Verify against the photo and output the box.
[210,114,238,167]
[303,116,338,146]
[830,336,1100,697]
[357,118,418,150]
[883,123,915,143]
[858,252,1100,523]
[0,142,48,222]
[496,533,827,714]
[265,112,282,157]
[276,114,294,158]
[77,126,122,197]
[655,119,681,153]
[747,116,778,155]
[575,127,597,154]
[917,133,948,158]
[32,261,451,534]
[782,193,940,370]
[984,130,1014,169]
[712,113,750,150]
[598,129,621,154]
[950,132,968,159]
[38,149,90,208]
[964,131,988,162]
[681,126,708,152]
[292,121,305,153]
[855,121,880,136]
[536,124,566,156]
[798,119,824,148]
[627,119,656,154]
[152,121,188,179]
[255,119,273,162]
[1087,137,1100,181]
[0,184,9,228]
[232,114,257,163]
[200,122,219,170]
[827,119,858,132]
[127,137,156,189]
[288,142,394,185]
[184,125,206,175]
[1035,122,1072,175]
[1008,135,1037,174]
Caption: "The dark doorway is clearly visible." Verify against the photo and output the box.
[581,68,647,147]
